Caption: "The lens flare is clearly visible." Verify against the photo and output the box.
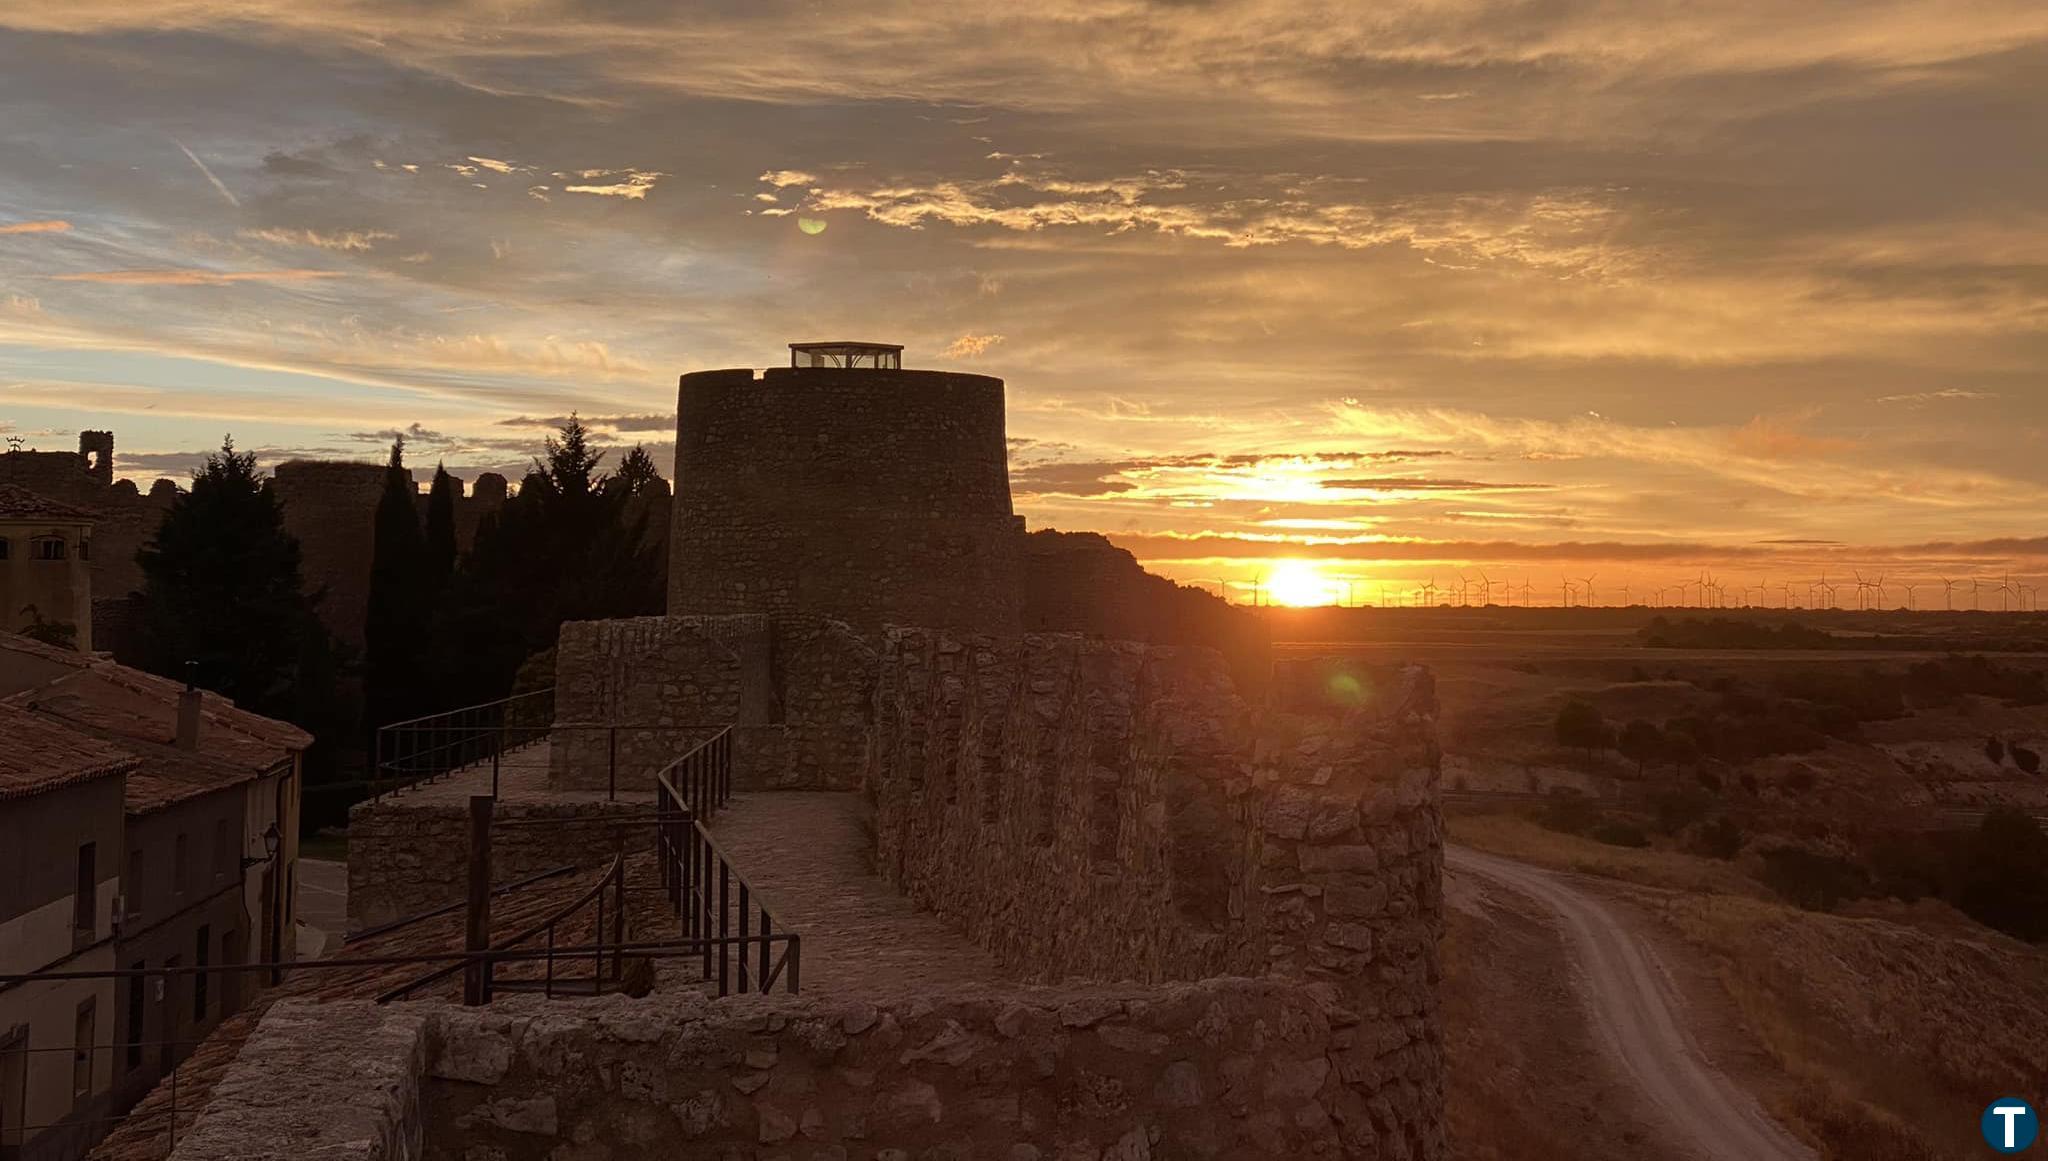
[797,217,828,235]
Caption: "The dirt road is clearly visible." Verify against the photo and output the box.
[1446,846,1813,1161]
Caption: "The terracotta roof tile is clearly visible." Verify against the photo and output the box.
[0,702,134,799]
[0,635,310,814]
[0,482,96,522]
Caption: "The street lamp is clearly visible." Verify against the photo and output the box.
[240,822,284,983]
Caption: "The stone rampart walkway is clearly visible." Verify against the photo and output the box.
[702,791,1006,997]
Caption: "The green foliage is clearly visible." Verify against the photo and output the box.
[366,438,432,728]
[1554,698,1610,754]
[1617,718,1664,774]
[434,415,664,704]
[607,444,666,497]
[1950,808,2048,940]
[1689,816,1744,860]
[1651,785,1713,834]
[1589,821,1649,848]
[136,437,351,787]
[1759,847,1870,911]
[425,461,459,586]
[16,604,77,649]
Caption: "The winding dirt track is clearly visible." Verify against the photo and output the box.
[1446,846,1814,1161]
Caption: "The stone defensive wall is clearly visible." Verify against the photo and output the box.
[864,630,1446,1158]
[169,980,1380,1161]
[345,799,652,933]
[669,367,1024,636]
[549,613,878,794]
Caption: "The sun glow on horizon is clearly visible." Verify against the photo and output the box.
[1260,559,1348,607]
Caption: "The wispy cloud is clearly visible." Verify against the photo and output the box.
[1873,388,2000,406]
[944,333,1004,359]
[0,220,71,235]
[561,169,665,199]
[239,227,396,252]
[49,269,344,285]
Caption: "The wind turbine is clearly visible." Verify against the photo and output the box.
[1940,577,1956,611]
[1901,582,1917,611]
[1421,576,1439,607]
[1475,570,1493,607]
[1579,575,1598,607]
[1561,579,1576,608]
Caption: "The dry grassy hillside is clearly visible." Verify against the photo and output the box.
[1449,814,2048,1160]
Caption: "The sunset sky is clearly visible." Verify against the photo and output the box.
[3,2,2045,605]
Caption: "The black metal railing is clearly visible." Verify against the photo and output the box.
[656,731,799,996]
[373,688,555,797]
[377,854,628,1003]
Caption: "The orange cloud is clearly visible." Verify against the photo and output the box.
[1728,414,1857,460]
[50,269,345,285]
[0,220,71,235]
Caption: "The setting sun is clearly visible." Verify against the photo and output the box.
[1262,559,1346,607]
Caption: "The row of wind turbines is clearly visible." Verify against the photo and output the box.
[1374,571,2039,611]
[1208,570,2042,611]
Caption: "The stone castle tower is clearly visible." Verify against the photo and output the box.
[668,342,1023,635]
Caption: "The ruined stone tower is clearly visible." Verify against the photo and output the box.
[668,342,1023,635]
[78,430,114,486]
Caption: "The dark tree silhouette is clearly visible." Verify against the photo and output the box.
[425,461,459,587]
[1554,698,1610,756]
[435,416,663,705]
[366,438,431,727]
[137,438,351,801]
[607,444,666,497]
[1618,718,1664,775]
[139,437,331,717]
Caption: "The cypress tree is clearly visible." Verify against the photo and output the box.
[366,437,430,726]
[425,461,459,588]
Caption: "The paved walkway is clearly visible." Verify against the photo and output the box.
[703,792,1006,997]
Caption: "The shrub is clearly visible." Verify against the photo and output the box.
[1760,847,1870,911]
[1589,821,1650,848]
[1651,786,1713,835]
[1986,735,2007,765]
[2013,746,2042,776]
[1554,699,1610,755]
[1617,718,1665,775]
[1690,816,1744,860]
[1538,792,1599,836]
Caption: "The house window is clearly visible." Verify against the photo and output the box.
[194,926,210,1021]
[125,962,146,1071]
[78,538,90,561]
[33,537,66,561]
[0,537,9,560]
[74,842,96,939]
[73,998,96,1104]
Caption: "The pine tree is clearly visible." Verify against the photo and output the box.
[436,416,663,703]
[139,437,330,716]
[607,444,666,497]
[366,437,430,726]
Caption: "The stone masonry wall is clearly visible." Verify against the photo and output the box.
[866,630,1446,1159]
[168,1001,427,1161]
[345,799,652,933]
[669,366,1023,636]
[550,614,876,792]
[168,984,1369,1161]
